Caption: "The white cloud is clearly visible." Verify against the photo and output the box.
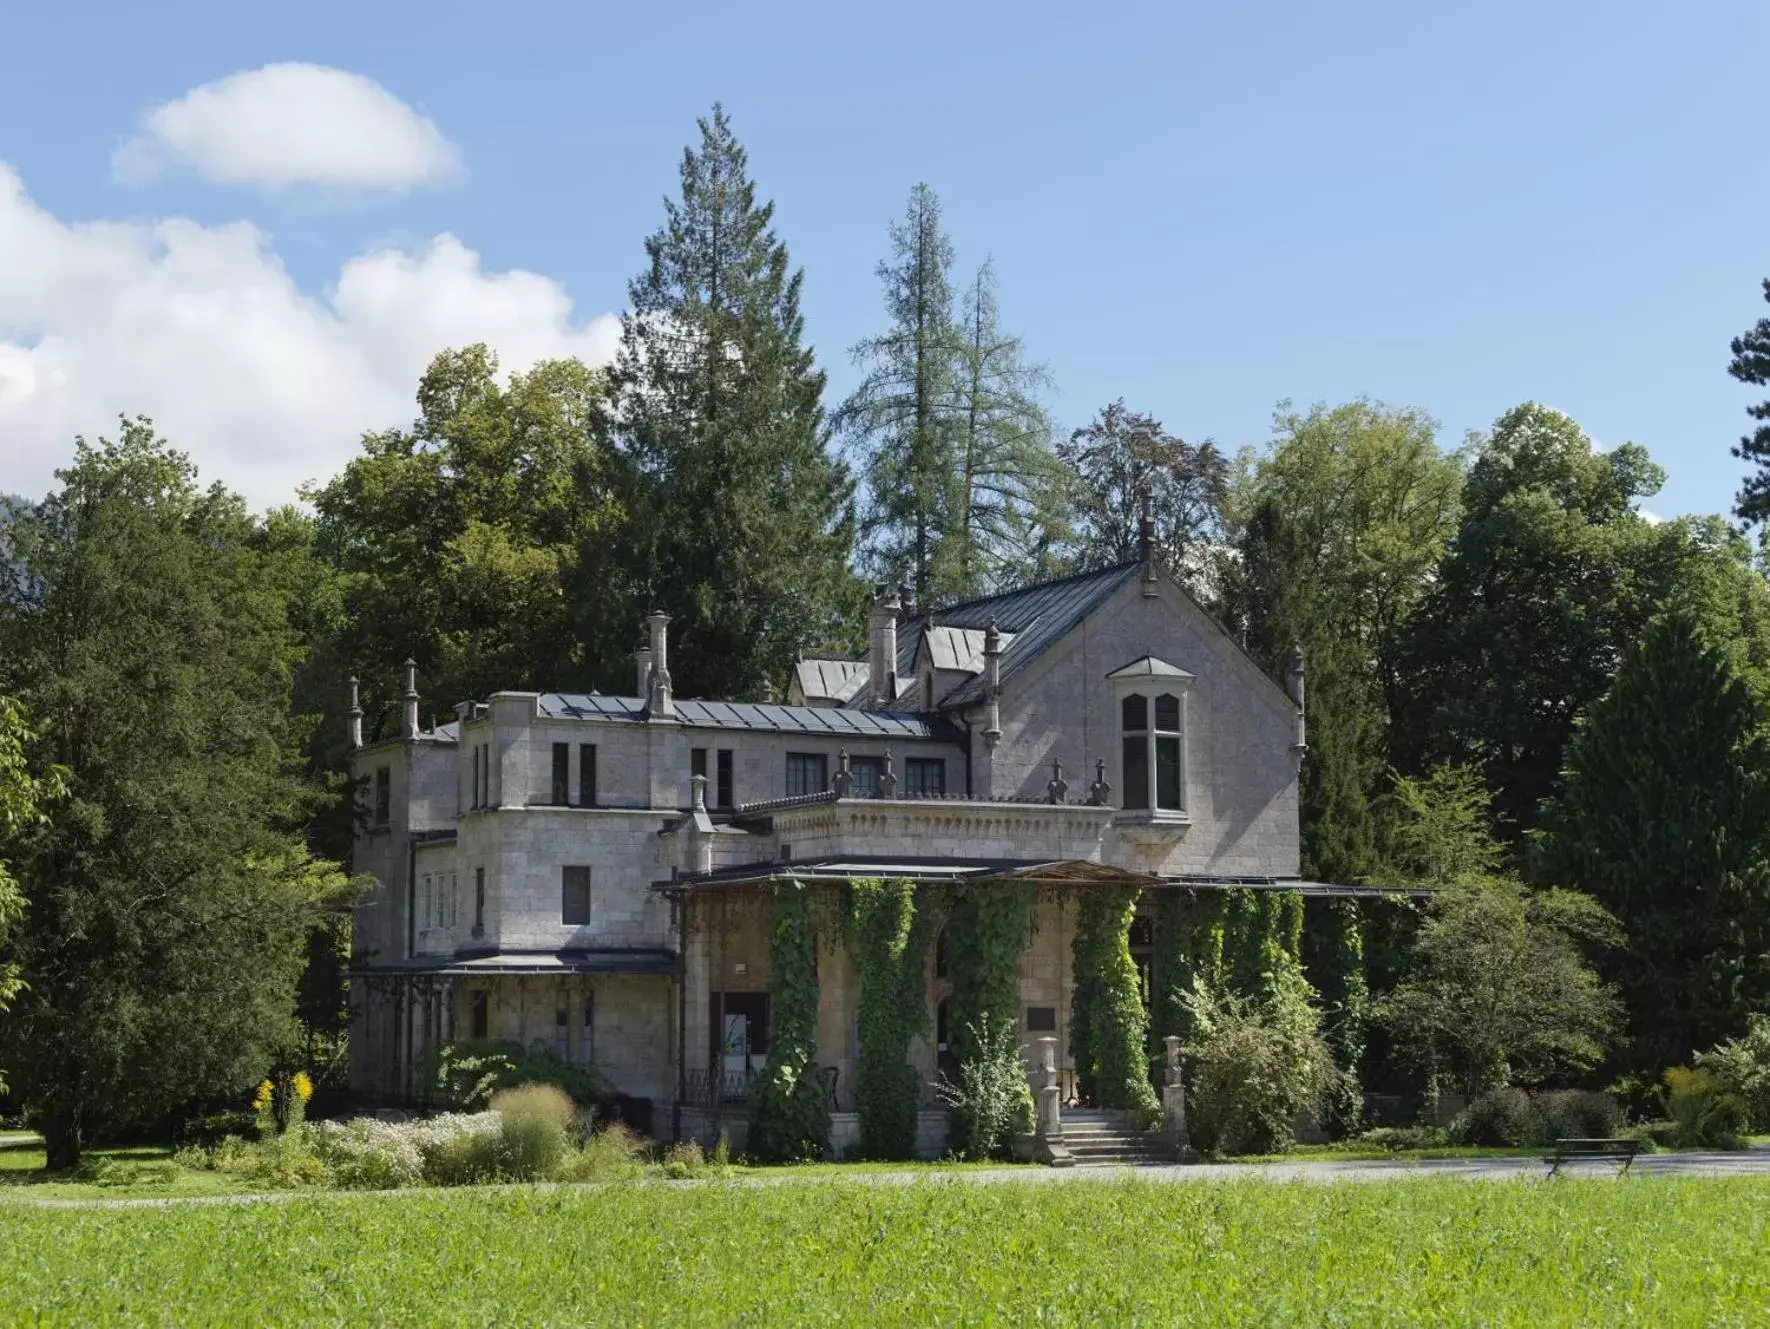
[0,163,620,509]
[1636,505,1663,524]
[114,63,460,191]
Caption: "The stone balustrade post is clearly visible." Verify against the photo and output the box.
[1163,1035,1196,1162]
[1032,1036,1073,1168]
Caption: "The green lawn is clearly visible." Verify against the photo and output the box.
[4,1176,1768,1324]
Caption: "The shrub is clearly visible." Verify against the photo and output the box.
[1695,1014,1770,1131]
[424,1040,611,1110]
[1185,967,1339,1157]
[490,1084,576,1180]
[1354,1125,1447,1152]
[177,1111,257,1150]
[1662,1066,1747,1149]
[1536,1089,1620,1142]
[304,1112,500,1188]
[1451,1088,1538,1146]
[935,1014,1029,1161]
[556,1123,647,1183]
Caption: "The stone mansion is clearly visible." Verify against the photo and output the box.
[348,526,1327,1153]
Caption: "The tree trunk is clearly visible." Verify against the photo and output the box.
[42,1104,84,1172]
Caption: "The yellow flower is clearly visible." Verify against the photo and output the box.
[250,1079,273,1112]
[292,1071,314,1103]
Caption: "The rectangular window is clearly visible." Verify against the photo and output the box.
[470,745,480,809]
[1122,736,1150,810]
[691,747,708,781]
[470,989,489,1040]
[474,867,485,933]
[447,872,458,928]
[785,752,827,798]
[850,755,884,796]
[716,749,733,810]
[552,742,570,805]
[580,991,595,1066]
[374,766,391,825]
[1156,734,1182,811]
[579,744,597,807]
[1026,1006,1058,1033]
[555,990,569,1059]
[905,758,945,796]
[561,865,591,926]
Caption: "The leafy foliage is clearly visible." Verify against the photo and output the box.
[422,1039,611,1111]
[1068,888,1159,1122]
[0,695,66,1091]
[1695,1014,1770,1131]
[617,105,856,700]
[844,877,934,1159]
[944,880,1036,1152]
[933,1013,1027,1161]
[749,881,830,1162]
[1449,1086,1620,1147]
[1183,963,1341,1156]
[0,423,351,1168]
[1378,883,1623,1096]
[1303,898,1369,1137]
[1661,1066,1747,1149]
[1380,762,1504,887]
[1537,607,1770,1073]
[1727,276,1770,531]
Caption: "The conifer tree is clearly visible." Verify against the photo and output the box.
[1538,608,1770,1071]
[0,422,349,1167]
[616,106,856,700]
[839,183,962,604]
[1727,277,1770,531]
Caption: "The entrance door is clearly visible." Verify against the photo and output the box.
[710,992,770,1098]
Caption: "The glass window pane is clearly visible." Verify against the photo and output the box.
[851,756,883,796]
[1122,736,1149,810]
[561,865,591,925]
[552,743,570,805]
[1156,735,1182,810]
[1155,693,1180,731]
[1121,693,1147,731]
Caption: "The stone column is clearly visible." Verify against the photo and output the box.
[1163,1035,1197,1162]
[1033,1036,1074,1168]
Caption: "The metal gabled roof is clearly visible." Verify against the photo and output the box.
[535,692,955,740]
[791,657,869,706]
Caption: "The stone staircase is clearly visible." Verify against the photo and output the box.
[1058,1109,1173,1167]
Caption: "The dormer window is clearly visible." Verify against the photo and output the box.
[1108,656,1193,829]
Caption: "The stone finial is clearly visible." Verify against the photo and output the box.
[1138,487,1158,586]
[1287,644,1307,753]
[869,586,902,709]
[401,660,419,739]
[1086,757,1113,807]
[832,748,854,797]
[878,747,897,798]
[633,646,654,700]
[646,613,676,719]
[1046,759,1068,805]
[347,674,363,750]
[983,620,1003,749]
[691,772,708,812]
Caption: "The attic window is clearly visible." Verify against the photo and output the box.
[1108,657,1193,826]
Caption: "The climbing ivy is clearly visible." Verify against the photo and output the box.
[749,880,830,1162]
[1303,896,1369,1137]
[1152,889,1227,1047]
[844,877,934,1159]
[944,878,1036,1155]
[1070,887,1162,1124]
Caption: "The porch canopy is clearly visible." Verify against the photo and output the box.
[655,857,1420,898]
[350,947,679,980]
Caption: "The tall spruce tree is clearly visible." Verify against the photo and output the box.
[1537,607,1770,1072]
[949,260,1067,595]
[616,106,855,700]
[839,183,962,603]
[0,423,349,1167]
[1728,277,1770,531]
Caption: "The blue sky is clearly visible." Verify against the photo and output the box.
[2,0,1767,519]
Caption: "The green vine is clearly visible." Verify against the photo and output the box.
[1071,887,1161,1124]
[1303,897,1368,1136]
[1152,889,1227,1047]
[749,880,830,1162]
[944,878,1036,1155]
[844,877,934,1159]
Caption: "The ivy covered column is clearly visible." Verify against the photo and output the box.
[1151,889,1228,1048]
[1070,886,1161,1125]
[844,877,936,1160]
[944,878,1036,1156]
[1303,896,1368,1136]
[749,881,830,1162]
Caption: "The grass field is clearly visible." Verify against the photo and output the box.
[4,1176,1769,1325]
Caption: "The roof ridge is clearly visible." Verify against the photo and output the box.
[910,559,1138,622]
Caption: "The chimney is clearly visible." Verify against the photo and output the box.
[401,660,419,739]
[868,584,901,709]
[633,646,654,700]
[1139,489,1158,595]
[347,675,363,750]
[646,613,676,718]
[983,621,1003,747]
[1287,644,1307,752]
[898,581,918,622]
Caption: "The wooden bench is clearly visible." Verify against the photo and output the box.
[1543,1137,1641,1176]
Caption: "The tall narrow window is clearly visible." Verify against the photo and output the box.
[448,872,458,928]
[470,989,489,1040]
[474,867,486,934]
[579,744,597,807]
[561,865,591,926]
[1154,693,1183,811]
[470,745,480,809]
[906,758,945,796]
[850,755,883,796]
[555,990,569,1059]
[1121,694,1149,811]
[551,743,570,805]
[716,749,734,810]
[580,991,595,1066]
[785,753,827,798]
[374,766,391,825]
[420,874,432,930]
